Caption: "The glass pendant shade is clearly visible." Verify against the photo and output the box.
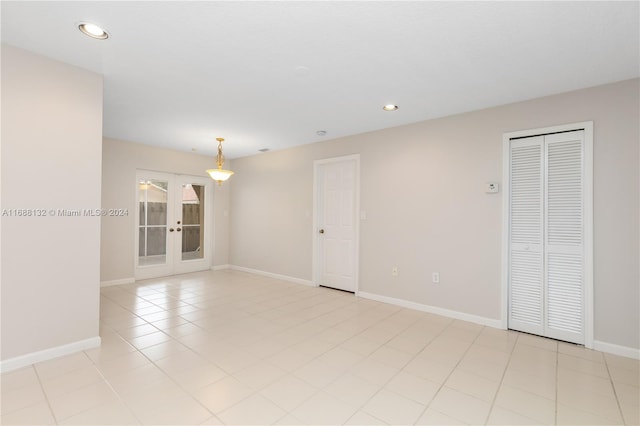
[207,137,234,185]
[207,168,234,184]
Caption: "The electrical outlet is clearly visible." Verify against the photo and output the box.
[432,272,440,283]
[392,266,399,276]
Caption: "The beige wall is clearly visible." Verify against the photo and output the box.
[101,138,230,282]
[229,79,640,350]
[1,45,103,360]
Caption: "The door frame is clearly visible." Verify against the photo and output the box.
[501,121,594,348]
[312,154,361,293]
[134,170,214,280]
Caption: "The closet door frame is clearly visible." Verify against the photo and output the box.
[501,121,594,348]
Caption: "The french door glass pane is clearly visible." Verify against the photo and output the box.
[182,184,204,261]
[138,179,168,266]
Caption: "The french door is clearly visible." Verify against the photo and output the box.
[505,125,593,345]
[135,171,213,280]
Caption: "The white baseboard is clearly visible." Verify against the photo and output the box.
[229,265,314,287]
[357,292,639,360]
[100,277,135,287]
[0,336,101,373]
[211,264,231,271]
[594,340,640,360]
[357,291,503,329]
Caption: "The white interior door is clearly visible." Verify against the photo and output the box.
[508,137,545,336]
[314,156,359,293]
[135,171,213,280]
[544,132,586,343]
[507,129,590,345]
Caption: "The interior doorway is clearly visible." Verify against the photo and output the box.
[313,155,360,293]
[502,122,593,347]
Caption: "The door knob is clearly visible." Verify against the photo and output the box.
[169,228,175,232]
[319,229,325,234]
[177,227,182,232]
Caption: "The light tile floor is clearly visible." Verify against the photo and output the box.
[2,270,638,425]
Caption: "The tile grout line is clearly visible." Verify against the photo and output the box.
[102,282,238,424]
[490,337,560,425]
[85,350,145,425]
[212,298,425,423]
[33,350,125,426]
[341,410,388,425]
[106,274,401,424]
[111,318,222,423]
[180,285,367,360]
[250,303,431,424]
[30,364,60,425]
[85,272,639,425]
[330,316,453,424]
[603,353,628,425]
[479,329,519,425]
[405,320,484,425]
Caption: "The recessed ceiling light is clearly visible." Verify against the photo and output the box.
[78,22,109,40]
[383,104,398,111]
[258,148,270,153]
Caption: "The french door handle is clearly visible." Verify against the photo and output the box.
[319,229,325,234]
[176,228,182,232]
[169,228,175,232]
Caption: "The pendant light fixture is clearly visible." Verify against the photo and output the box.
[206,137,234,185]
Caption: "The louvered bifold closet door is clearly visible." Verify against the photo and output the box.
[544,130,585,344]
[508,137,544,336]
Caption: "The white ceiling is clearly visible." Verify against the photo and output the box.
[2,1,638,159]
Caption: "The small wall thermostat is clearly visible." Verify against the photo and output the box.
[486,182,499,193]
